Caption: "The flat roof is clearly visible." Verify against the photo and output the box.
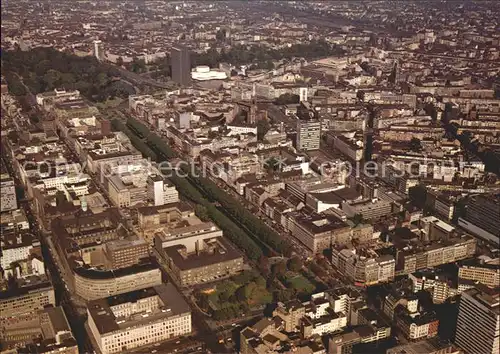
[87,283,190,335]
[163,236,242,271]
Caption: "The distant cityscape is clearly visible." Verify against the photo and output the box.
[0,1,499,354]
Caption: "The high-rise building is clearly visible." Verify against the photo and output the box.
[171,46,191,86]
[296,116,321,151]
[147,175,179,206]
[455,286,500,354]
[93,40,105,61]
[458,193,500,244]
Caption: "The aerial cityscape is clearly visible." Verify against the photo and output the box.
[1,1,499,354]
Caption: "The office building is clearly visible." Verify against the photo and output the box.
[161,236,244,287]
[93,40,105,61]
[87,284,192,354]
[104,238,149,270]
[171,46,191,86]
[0,282,56,319]
[296,116,321,151]
[455,286,500,354]
[458,194,500,244]
[387,338,462,354]
[458,259,500,289]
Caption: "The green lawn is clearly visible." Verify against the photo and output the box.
[285,273,315,294]
[207,275,271,310]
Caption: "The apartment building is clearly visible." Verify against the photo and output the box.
[409,272,458,304]
[285,212,351,254]
[396,235,476,275]
[396,308,439,341]
[87,284,192,354]
[332,246,395,286]
[0,231,37,276]
[331,134,364,161]
[0,159,17,212]
[1,306,78,353]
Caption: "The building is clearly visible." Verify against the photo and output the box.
[171,46,191,86]
[273,300,306,332]
[458,259,500,289]
[0,282,56,319]
[191,65,227,81]
[300,292,348,337]
[395,234,477,275]
[383,290,419,321]
[331,246,395,286]
[328,324,392,354]
[0,306,78,353]
[331,134,364,161]
[161,236,244,287]
[387,338,462,354]
[0,159,17,212]
[395,308,439,341]
[341,198,393,220]
[104,238,149,269]
[93,40,105,61]
[409,271,458,304]
[458,194,500,244]
[87,284,192,354]
[0,231,37,276]
[147,175,179,206]
[455,286,500,354]
[73,263,162,301]
[296,116,321,151]
[285,212,351,254]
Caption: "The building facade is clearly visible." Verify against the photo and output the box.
[171,46,191,86]
[455,286,500,354]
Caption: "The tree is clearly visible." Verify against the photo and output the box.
[116,56,124,67]
[195,205,210,221]
[236,282,257,302]
[6,78,26,96]
[43,69,63,90]
[216,29,226,41]
[287,256,303,272]
[410,137,422,152]
[257,119,271,141]
[351,213,364,226]
[276,93,300,105]
[257,255,270,275]
[272,261,287,277]
[275,288,295,302]
[408,184,428,209]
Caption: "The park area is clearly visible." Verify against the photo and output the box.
[196,270,272,321]
[281,272,316,294]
